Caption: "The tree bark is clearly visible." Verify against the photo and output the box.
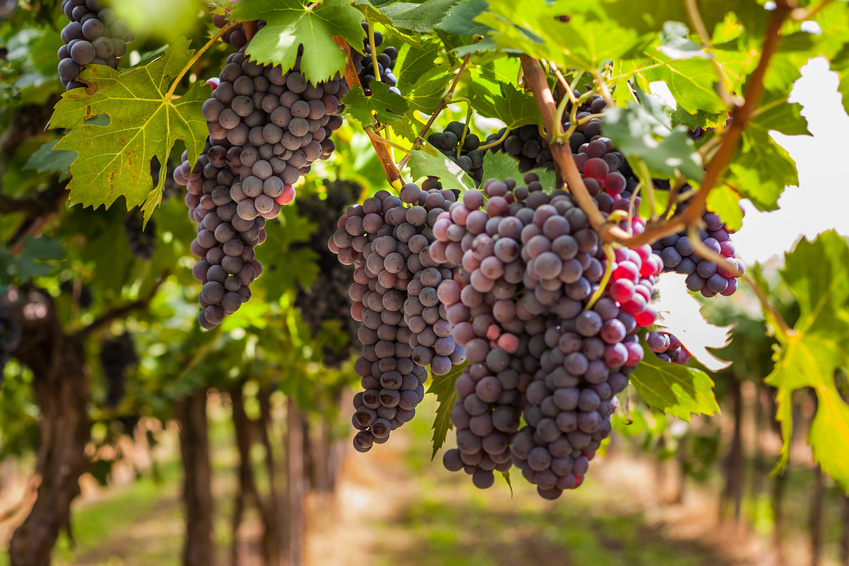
[4,287,90,566]
[720,375,745,523]
[230,384,281,566]
[841,494,849,566]
[286,398,305,566]
[175,389,215,566]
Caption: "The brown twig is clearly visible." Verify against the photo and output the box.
[4,182,68,255]
[333,36,403,186]
[74,273,169,339]
[397,53,473,170]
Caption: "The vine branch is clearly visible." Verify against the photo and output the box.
[74,273,169,339]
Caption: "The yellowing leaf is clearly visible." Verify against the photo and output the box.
[49,40,210,222]
[766,231,849,491]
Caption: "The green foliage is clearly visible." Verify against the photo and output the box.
[765,231,849,491]
[630,338,721,422]
[343,82,410,124]
[233,0,365,84]
[427,361,467,459]
[49,40,210,222]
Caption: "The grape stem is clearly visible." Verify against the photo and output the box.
[367,19,381,82]
[397,53,473,170]
[3,181,67,256]
[742,274,794,339]
[74,272,169,339]
[477,127,509,151]
[333,36,404,186]
[166,21,238,101]
[455,97,474,159]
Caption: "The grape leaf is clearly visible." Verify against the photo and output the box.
[482,150,556,191]
[407,150,474,193]
[706,186,744,233]
[232,0,365,85]
[477,1,642,73]
[766,231,849,491]
[642,57,729,115]
[467,82,538,130]
[603,91,705,181]
[725,125,797,212]
[393,40,452,116]
[427,361,467,459]
[342,82,409,124]
[381,0,460,33]
[48,40,209,222]
[436,0,490,36]
[630,340,721,422]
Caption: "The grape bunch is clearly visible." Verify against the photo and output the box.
[293,181,362,367]
[58,0,134,90]
[651,209,745,297]
[329,185,466,452]
[352,23,399,96]
[124,210,156,260]
[0,305,21,382]
[433,171,663,497]
[646,330,691,364]
[99,332,138,409]
[427,122,485,185]
[175,46,346,328]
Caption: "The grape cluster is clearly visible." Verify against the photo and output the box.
[124,210,156,260]
[352,23,399,96]
[434,171,663,497]
[329,185,466,452]
[651,210,745,297]
[293,181,362,367]
[0,305,21,382]
[427,122,485,185]
[99,332,137,409]
[58,0,133,90]
[646,330,690,364]
[175,46,346,328]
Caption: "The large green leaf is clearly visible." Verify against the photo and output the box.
[342,82,409,124]
[467,81,538,129]
[48,40,209,222]
[233,0,365,85]
[766,232,849,491]
[393,40,452,116]
[436,0,490,36]
[725,124,797,212]
[426,361,467,459]
[381,0,461,33]
[630,340,721,422]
